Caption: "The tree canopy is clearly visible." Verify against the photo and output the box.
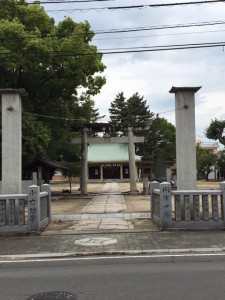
[109,92,154,135]
[144,117,176,160]
[0,0,106,167]
[205,119,225,146]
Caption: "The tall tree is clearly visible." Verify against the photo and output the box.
[108,92,127,136]
[109,92,127,126]
[109,92,154,137]
[0,1,106,164]
[144,117,176,160]
[126,93,153,129]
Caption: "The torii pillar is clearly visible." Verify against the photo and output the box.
[0,89,27,194]
[128,128,138,192]
[169,86,201,190]
[80,128,88,195]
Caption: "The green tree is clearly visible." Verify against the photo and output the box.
[144,117,176,160]
[196,144,217,180]
[126,93,154,130]
[62,161,81,193]
[109,92,127,127]
[108,92,128,137]
[109,92,153,137]
[0,1,106,165]
[22,113,51,165]
[205,119,225,145]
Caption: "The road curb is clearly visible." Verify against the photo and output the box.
[1,248,225,262]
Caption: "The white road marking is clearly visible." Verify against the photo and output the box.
[74,237,118,246]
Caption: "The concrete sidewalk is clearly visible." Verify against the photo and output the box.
[1,182,225,262]
[1,231,225,261]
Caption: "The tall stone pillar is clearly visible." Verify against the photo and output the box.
[169,86,201,190]
[0,89,27,194]
[128,128,137,192]
[80,128,88,194]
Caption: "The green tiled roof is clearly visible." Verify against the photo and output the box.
[88,144,141,163]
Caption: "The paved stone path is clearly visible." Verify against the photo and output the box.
[51,182,150,231]
[67,182,133,230]
[82,182,127,213]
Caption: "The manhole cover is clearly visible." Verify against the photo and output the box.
[75,237,117,246]
[27,291,77,300]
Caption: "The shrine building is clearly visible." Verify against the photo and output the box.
[88,144,142,180]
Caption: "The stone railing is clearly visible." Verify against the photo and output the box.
[150,181,225,229]
[0,184,51,233]
[28,184,51,232]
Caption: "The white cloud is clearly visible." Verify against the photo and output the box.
[46,1,225,147]
[196,91,225,134]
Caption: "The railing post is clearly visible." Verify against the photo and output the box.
[41,184,51,221]
[28,185,40,231]
[159,182,172,228]
[220,182,225,225]
[150,181,160,219]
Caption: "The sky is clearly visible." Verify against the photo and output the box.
[43,0,225,147]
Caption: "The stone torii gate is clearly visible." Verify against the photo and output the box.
[71,123,145,194]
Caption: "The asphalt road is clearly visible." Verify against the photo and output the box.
[1,256,225,300]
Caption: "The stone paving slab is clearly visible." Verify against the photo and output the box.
[64,218,134,231]
[82,182,127,214]
[51,212,151,222]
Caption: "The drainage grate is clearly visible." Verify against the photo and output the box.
[27,291,77,300]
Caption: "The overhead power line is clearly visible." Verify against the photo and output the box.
[40,0,225,13]
[97,41,225,51]
[94,29,225,41]
[108,0,225,9]
[0,41,225,59]
[1,0,225,10]
[94,21,225,34]
[100,41,225,54]
[1,20,225,41]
